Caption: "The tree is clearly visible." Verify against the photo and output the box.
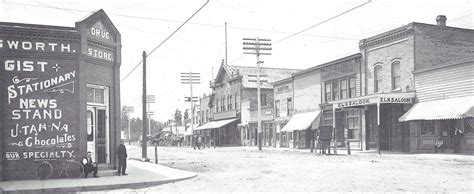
[174,109,182,126]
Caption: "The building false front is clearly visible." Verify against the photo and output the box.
[0,10,121,180]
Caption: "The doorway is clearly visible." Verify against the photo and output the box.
[86,85,110,164]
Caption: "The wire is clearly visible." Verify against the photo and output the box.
[273,0,372,44]
[3,1,361,41]
[121,0,210,82]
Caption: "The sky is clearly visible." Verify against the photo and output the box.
[1,0,473,122]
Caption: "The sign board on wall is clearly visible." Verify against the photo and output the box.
[1,36,80,179]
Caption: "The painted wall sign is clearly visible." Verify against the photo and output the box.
[87,21,115,43]
[337,98,371,108]
[1,36,80,179]
[87,47,113,61]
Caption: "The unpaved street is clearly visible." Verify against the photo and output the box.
[116,145,472,192]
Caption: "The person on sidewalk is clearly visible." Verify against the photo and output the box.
[82,151,99,178]
[434,135,444,153]
[117,140,128,176]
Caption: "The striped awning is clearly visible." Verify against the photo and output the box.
[281,111,321,132]
[399,96,474,122]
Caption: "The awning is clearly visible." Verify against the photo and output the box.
[281,111,321,132]
[399,96,474,122]
[195,118,238,130]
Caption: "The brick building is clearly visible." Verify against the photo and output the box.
[0,10,122,180]
[355,15,474,152]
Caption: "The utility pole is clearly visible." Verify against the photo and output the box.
[243,37,272,151]
[142,51,148,160]
[181,72,201,138]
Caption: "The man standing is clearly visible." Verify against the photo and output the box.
[82,151,99,178]
[117,140,128,176]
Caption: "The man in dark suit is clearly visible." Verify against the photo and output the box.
[82,151,99,178]
[116,140,128,176]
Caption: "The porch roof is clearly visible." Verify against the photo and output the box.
[399,96,474,122]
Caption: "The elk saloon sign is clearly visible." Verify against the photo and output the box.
[0,10,121,180]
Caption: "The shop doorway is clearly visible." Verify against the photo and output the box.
[86,85,110,164]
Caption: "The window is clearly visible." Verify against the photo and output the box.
[323,110,333,126]
[206,110,209,122]
[346,109,360,140]
[420,120,435,135]
[87,87,105,104]
[234,94,238,109]
[215,98,219,112]
[332,81,339,101]
[391,61,401,90]
[222,96,226,111]
[261,93,267,106]
[287,98,293,116]
[374,65,382,93]
[340,79,348,99]
[325,83,332,102]
[229,95,232,110]
[349,77,356,98]
[275,100,280,117]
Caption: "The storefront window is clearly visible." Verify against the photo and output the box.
[420,120,435,135]
[346,109,360,140]
[323,110,333,126]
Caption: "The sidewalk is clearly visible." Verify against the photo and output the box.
[0,159,197,193]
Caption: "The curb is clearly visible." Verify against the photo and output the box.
[1,160,197,193]
[2,175,197,193]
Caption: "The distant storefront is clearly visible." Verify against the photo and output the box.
[0,10,121,180]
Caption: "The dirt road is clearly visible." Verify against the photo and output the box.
[116,145,473,192]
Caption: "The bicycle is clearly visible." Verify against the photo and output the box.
[35,159,84,180]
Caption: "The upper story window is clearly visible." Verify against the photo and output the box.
[391,61,401,90]
[234,93,238,109]
[340,79,348,99]
[374,65,382,93]
[349,77,356,98]
[260,93,267,106]
[222,96,226,112]
[324,76,357,102]
[325,83,331,102]
[332,81,339,101]
[275,100,280,118]
[287,97,293,116]
[215,98,219,112]
[229,95,233,110]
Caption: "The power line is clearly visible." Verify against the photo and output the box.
[273,0,372,44]
[121,0,209,82]
[3,1,360,41]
